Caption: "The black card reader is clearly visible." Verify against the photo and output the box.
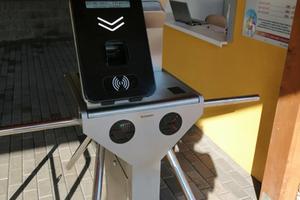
[69,0,156,104]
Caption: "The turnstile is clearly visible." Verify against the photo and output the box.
[67,70,203,200]
[64,71,259,200]
[0,77,260,200]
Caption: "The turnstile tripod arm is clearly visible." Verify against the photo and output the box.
[204,95,260,108]
[0,118,81,137]
[167,150,196,200]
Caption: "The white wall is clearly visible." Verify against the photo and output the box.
[188,0,224,20]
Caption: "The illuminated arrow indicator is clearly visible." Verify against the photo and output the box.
[97,16,125,32]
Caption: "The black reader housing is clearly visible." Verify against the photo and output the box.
[69,0,156,104]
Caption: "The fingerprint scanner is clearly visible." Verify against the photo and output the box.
[105,41,128,66]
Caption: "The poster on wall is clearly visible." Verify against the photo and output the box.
[243,0,296,48]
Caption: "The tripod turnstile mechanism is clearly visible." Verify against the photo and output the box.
[68,1,204,197]
[0,88,260,200]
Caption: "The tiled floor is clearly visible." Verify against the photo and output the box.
[0,39,260,200]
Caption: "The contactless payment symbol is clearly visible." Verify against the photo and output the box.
[112,76,130,91]
[97,16,125,32]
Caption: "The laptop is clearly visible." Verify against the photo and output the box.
[169,0,204,26]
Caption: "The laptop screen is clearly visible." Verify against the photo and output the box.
[169,1,193,23]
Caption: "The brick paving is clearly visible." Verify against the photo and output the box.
[0,39,259,200]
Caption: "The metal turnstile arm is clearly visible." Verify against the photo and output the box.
[204,95,260,108]
[0,118,81,137]
[167,150,196,200]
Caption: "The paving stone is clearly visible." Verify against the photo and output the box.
[189,180,206,200]
[80,179,93,198]
[75,162,92,181]
[23,189,38,200]
[186,170,210,189]
[56,176,68,200]
[161,162,175,179]
[39,195,54,200]
[68,189,85,200]
[0,136,10,146]
[23,175,37,192]
[23,159,35,176]
[0,194,7,200]
[85,196,93,200]
[22,138,34,150]
[182,151,200,163]
[198,154,217,173]
[61,161,77,176]
[0,179,8,196]
[202,188,222,200]
[218,192,237,200]
[8,184,22,200]
[207,178,228,196]
[222,181,249,199]
[0,152,9,164]
[38,179,52,198]
[64,175,85,199]
[176,153,195,173]
[214,166,234,184]
[50,156,63,178]
[9,168,23,186]
[35,152,47,165]
[175,195,186,200]
[164,176,184,198]
[244,186,258,200]
[241,197,255,200]
[58,148,72,162]
[160,187,177,200]
[215,159,234,172]
[0,164,9,180]
[23,148,35,160]
[176,140,190,152]
[10,155,22,170]
[37,164,50,181]
[229,171,252,188]
[160,178,168,189]
[87,142,96,157]
[191,160,215,179]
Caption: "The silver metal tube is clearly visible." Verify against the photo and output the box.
[204,95,260,108]
[93,145,105,200]
[0,118,81,137]
[67,137,93,170]
[167,150,196,200]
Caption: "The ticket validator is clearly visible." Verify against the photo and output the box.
[69,0,156,106]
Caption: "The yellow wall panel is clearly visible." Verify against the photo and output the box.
[162,0,287,180]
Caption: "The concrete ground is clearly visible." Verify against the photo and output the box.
[0,39,260,200]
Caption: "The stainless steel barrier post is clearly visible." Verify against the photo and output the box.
[93,145,106,200]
